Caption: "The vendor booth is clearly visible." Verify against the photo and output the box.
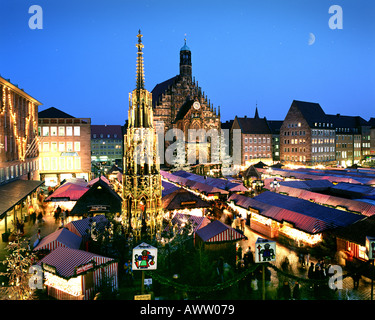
[37,246,118,300]
[195,220,246,264]
[33,227,82,252]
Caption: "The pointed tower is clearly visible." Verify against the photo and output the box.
[122,30,163,241]
[254,104,259,119]
[179,35,192,80]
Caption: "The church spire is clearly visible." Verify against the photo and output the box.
[254,102,259,119]
[135,29,145,90]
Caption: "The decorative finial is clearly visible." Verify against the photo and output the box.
[184,33,187,45]
[135,30,145,90]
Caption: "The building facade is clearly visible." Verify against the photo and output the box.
[38,107,91,186]
[151,38,221,166]
[91,125,123,166]
[326,114,370,167]
[231,109,273,168]
[0,76,41,184]
[122,31,163,240]
[280,100,335,166]
[0,76,43,241]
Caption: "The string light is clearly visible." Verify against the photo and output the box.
[1,84,36,161]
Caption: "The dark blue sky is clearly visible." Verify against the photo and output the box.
[1,0,374,124]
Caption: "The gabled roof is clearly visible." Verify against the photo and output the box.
[70,176,122,215]
[37,246,114,279]
[65,215,108,238]
[234,116,271,134]
[195,220,246,243]
[326,114,369,132]
[33,228,82,251]
[44,182,89,202]
[162,188,211,211]
[38,107,75,119]
[151,76,179,108]
[291,100,329,127]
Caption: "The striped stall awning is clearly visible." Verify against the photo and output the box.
[37,246,114,279]
[196,220,246,243]
[65,215,108,238]
[33,228,82,251]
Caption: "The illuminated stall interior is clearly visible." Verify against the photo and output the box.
[228,191,364,247]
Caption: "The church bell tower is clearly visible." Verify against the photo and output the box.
[179,36,192,81]
[122,30,163,241]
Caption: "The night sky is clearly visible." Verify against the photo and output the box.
[1,0,374,125]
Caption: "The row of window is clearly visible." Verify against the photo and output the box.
[40,156,81,171]
[284,155,306,162]
[40,141,80,153]
[92,145,122,149]
[92,151,122,156]
[0,160,38,183]
[311,129,335,136]
[284,147,306,153]
[244,146,271,152]
[312,147,335,153]
[92,134,119,139]
[39,126,81,137]
[312,138,335,144]
[283,131,306,136]
[284,139,306,145]
[244,154,271,160]
[243,137,271,144]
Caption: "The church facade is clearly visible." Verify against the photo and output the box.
[151,39,221,166]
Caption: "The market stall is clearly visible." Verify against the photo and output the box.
[195,220,246,264]
[37,246,118,300]
[33,227,82,252]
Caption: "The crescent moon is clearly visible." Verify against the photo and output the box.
[308,32,316,46]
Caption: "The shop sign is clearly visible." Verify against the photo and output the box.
[75,262,94,275]
[255,237,276,263]
[42,263,57,275]
[88,205,110,212]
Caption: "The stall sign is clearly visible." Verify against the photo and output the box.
[132,242,157,271]
[366,236,375,260]
[255,237,276,263]
[42,263,57,275]
[75,262,94,275]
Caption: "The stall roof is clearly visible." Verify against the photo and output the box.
[65,215,108,238]
[253,191,364,229]
[33,228,82,251]
[228,192,364,234]
[45,182,89,202]
[164,213,211,234]
[70,177,122,215]
[0,180,44,218]
[162,188,211,211]
[162,180,180,197]
[278,185,375,217]
[195,220,246,243]
[37,246,114,279]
